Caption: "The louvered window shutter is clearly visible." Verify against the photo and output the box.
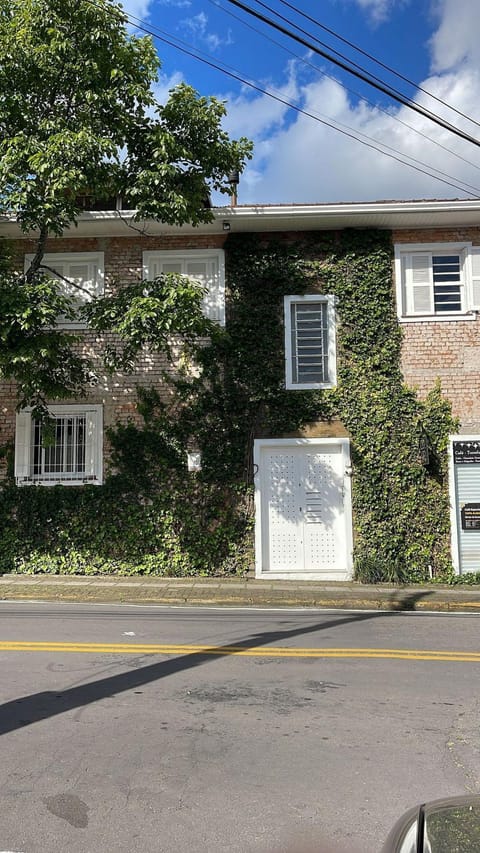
[66,262,92,305]
[186,258,224,324]
[85,412,98,480]
[162,262,183,275]
[15,412,31,482]
[147,259,160,280]
[405,253,433,315]
[471,248,480,310]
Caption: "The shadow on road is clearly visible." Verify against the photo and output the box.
[0,591,430,736]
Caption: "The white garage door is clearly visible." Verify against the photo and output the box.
[254,438,353,580]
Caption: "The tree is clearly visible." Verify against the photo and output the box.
[0,0,252,413]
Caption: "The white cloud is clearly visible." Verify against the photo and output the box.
[179,12,233,52]
[350,0,409,25]
[429,0,480,72]
[120,0,154,20]
[214,1,480,205]
[152,71,186,106]
[224,69,480,204]
[221,63,300,139]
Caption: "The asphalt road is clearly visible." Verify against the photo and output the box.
[1,602,480,853]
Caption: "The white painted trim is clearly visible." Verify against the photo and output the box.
[142,248,225,326]
[24,251,105,329]
[254,437,353,581]
[394,242,474,321]
[448,434,480,575]
[399,315,476,324]
[394,242,473,253]
[7,200,480,238]
[448,436,460,575]
[16,404,103,487]
[24,251,104,293]
[284,294,337,390]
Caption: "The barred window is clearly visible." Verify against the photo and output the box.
[15,406,103,486]
[284,295,337,390]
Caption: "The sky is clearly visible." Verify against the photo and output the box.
[119,0,480,205]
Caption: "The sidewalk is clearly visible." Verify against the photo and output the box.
[1,573,480,611]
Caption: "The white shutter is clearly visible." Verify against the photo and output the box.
[186,258,225,324]
[207,259,225,325]
[471,248,480,309]
[147,259,160,280]
[405,253,433,315]
[66,262,91,303]
[15,412,31,483]
[142,251,225,325]
[85,411,99,481]
[162,262,183,274]
[186,259,210,319]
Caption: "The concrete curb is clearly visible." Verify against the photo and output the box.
[1,574,480,611]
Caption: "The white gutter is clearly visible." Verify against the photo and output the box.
[1,199,480,238]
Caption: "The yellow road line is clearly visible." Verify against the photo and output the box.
[0,641,480,662]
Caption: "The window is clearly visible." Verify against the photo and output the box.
[24,252,104,328]
[15,405,103,486]
[394,242,480,321]
[284,295,337,390]
[143,250,225,326]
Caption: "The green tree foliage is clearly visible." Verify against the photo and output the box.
[0,0,252,411]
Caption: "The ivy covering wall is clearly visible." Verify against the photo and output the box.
[0,229,458,581]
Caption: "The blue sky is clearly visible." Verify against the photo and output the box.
[121,0,480,204]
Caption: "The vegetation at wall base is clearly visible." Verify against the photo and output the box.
[0,230,458,581]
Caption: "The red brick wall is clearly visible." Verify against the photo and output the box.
[393,227,480,432]
[2,234,228,479]
[4,224,480,483]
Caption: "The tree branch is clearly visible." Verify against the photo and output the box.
[38,264,93,297]
[25,223,48,282]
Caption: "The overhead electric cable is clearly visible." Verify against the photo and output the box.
[223,0,480,150]
[275,0,480,132]
[209,0,480,175]
[116,5,480,197]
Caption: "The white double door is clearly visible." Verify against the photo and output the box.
[255,439,353,580]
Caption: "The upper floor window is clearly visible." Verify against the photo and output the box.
[284,294,337,390]
[14,405,103,486]
[394,242,480,321]
[24,252,104,328]
[143,249,225,326]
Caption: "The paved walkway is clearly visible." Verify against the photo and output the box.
[1,573,480,611]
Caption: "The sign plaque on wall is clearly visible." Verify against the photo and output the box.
[461,503,480,531]
[453,441,480,465]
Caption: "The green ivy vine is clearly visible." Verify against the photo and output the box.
[0,229,458,581]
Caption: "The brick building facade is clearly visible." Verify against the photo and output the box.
[3,199,480,577]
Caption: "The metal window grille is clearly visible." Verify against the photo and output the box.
[432,255,462,312]
[31,415,88,482]
[291,301,329,384]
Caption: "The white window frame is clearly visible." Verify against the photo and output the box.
[394,242,478,322]
[24,252,105,329]
[142,249,225,326]
[284,294,337,390]
[15,404,103,486]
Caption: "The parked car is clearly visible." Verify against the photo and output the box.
[382,795,480,852]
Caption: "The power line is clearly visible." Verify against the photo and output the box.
[118,7,480,197]
[275,0,480,132]
[209,0,480,176]
[224,0,480,150]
